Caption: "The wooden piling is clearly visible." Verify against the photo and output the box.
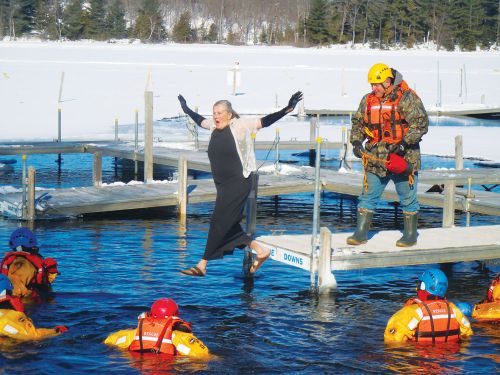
[114,118,119,142]
[144,91,153,183]
[309,116,318,166]
[27,167,35,220]
[243,173,260,277]
[178,156,187,220]
[318,227,337,293]
[443,181,456,228]
[93,152,102,187]
[455,135,463,170]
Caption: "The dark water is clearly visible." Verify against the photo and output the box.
[0,119,499,374]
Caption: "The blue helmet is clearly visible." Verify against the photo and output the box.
[9,228,37,250]
[418,269,448,297]
[455,302,473,317]
[0,274,13,296]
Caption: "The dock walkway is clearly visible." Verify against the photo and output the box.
[0,141,499,218]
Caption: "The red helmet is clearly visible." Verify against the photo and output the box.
[150,298,179,318]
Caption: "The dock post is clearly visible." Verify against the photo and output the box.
[27,167,36,221]
[274,128,280,174]
[21,155,27,220]
[93,152,102,187]
[144,91,154,183]
[243,173,259,277]
[114,118,119,142]
[309,116,318,166]
[310,137,322,291]
[134,109,139,178]
[345,129,353,168]
[57,108,62,167]
[318,227,337,294]
[178,156,188,224]
[443,181,456,228]
[455,135,463,170]
[465,177,472,227]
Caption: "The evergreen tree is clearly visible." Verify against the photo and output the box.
[305,0,330,45]
[133,0,165,42]
[171,10,192,43]
[205,22,217,42]
[85,0,106,40]
[106,0,127,39]
[62,0,83,40]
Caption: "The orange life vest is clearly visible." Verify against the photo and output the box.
[1,251,58,287]
[486,275,499,302]
[409,298,460,343]
[364,80,414,145]
[129,313,191,355]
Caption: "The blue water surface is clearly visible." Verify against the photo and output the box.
[0,117,499,374]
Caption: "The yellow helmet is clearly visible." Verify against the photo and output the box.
[368,63,393,84]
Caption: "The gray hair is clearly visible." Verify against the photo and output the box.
[213,100,240,119]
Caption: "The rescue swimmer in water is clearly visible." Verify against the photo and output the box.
[105,298,210,359]
[384,269,473,343]
[455,274,500,323]
[1,228,59,300]
[0,274,68,340]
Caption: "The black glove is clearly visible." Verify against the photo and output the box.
[387,141,408,156]
[177,94,188,113]
[286,91,303,112]
[352,141,364,159]
[177,94,205,126]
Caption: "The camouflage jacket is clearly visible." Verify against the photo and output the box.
[350,73,429,178]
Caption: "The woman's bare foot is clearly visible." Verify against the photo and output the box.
[249,241,271,274]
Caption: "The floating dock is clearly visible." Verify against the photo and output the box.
[0,142,499,218]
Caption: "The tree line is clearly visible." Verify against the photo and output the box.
[0,0,498,51]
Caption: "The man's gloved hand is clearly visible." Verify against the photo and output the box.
[177,94,188,113]
[55,325,68,334]
[387,141,408,156]
[286,91,303,112]
[352,141,364,158]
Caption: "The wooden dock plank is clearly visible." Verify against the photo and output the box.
[256,225,500,272]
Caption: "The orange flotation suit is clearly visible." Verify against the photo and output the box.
[129,313,192,355]
[364,80,414,146]
[1,251,58,294]
[408,298,460,343]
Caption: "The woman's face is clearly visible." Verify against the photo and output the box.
[213,104,233,129]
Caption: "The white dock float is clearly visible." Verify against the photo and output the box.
[256,225,500,291]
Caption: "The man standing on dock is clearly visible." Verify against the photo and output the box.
[347,63,428,247]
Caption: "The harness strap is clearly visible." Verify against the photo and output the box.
[152,317,173,354]
[390,104,397,139]
[138,319,144,352]
[444,300,451,342]
[418,301,437,344]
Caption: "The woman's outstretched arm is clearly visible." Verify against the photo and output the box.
[178,94,206,127]
[259,91,303,129]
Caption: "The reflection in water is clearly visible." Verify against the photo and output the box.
[383,342,465,374]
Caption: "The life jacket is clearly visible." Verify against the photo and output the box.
[364,80,414,145]
[1,251,58,289]
[486,275,500,302]
[0,295,24,312]
[408,298,460,343]
[129,313,192,355]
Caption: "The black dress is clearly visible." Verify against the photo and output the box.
[203,126,252,260]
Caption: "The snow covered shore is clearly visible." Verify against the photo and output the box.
[0,41,499,161]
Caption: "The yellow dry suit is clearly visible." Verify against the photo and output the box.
[105,328,210,359]
[0,309,61,341]
[384,299,473,343]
